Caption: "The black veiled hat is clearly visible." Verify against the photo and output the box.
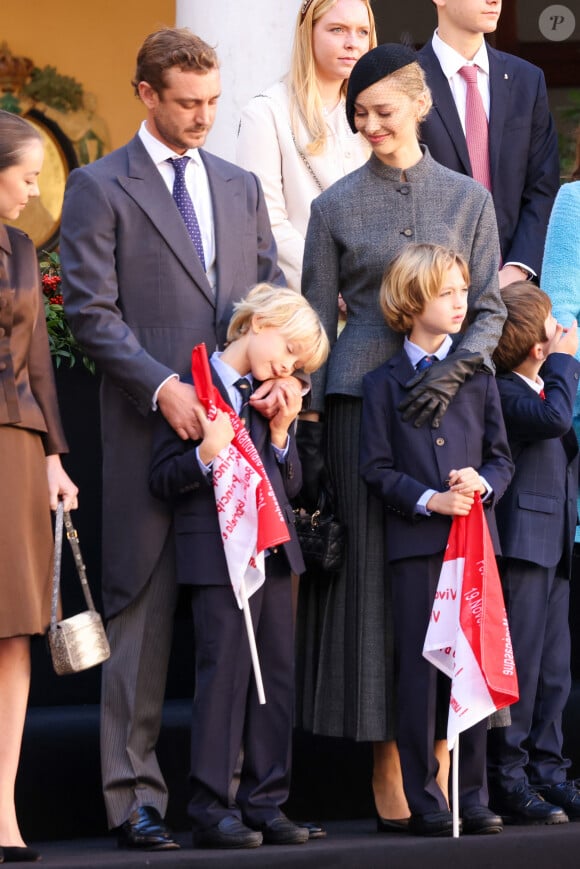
[346,43,418,133]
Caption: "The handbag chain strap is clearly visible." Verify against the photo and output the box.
[50,502,97,632]
[254,93,324,193]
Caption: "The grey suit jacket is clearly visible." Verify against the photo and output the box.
[60,134,283,617]
[303,148,506,411]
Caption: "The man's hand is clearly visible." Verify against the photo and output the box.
[498,264,530,288]
[250,376,303,419]
[399,350,484,429]
[157,379,203,440]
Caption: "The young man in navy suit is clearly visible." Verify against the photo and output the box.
[149,284,329,849]
[419,0,559,286]
[487,282,580,824]
[360,244,513,837]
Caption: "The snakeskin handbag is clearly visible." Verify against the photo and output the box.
[48,502,110,675]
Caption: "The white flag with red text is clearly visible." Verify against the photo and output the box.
[191,344,290,608]
[423,494,519,748]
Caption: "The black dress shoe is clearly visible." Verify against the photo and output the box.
[258,816,309,845]
[462,806,503,834]
[194,816,263,849]
[492,783,568,825]
[376,813,410,833]
[0,848,41,863]
[535,780,580,820]
[293,820,327,839]
[117,806,180,850]
[409,810,454,837]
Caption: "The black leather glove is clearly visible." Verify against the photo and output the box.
[295,419,328,513]
[398,350,484,429]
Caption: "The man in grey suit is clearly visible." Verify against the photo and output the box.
[60,27,284,850]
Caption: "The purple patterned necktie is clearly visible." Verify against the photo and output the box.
[458,65,492,192]
[169,156,206,270]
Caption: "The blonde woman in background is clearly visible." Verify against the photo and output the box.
[236,0,376,292]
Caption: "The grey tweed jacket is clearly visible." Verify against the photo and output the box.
[303,147,506,411]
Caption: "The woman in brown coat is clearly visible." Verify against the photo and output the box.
[0,110,77,863]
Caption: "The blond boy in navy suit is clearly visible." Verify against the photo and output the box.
[360,244,513,836]
[150,284,329,849]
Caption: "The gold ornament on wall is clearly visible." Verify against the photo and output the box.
[0,42,110,251]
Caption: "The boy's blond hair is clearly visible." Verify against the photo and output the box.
[492,281,551,374]
[227,283,329,373]
[380,243,470,333]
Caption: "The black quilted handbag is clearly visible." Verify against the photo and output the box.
[294,493,346,573]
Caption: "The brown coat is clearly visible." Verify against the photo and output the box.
[0,223,67,454]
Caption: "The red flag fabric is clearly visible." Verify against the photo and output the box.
[191,343,290,606]
[423,494,519,748]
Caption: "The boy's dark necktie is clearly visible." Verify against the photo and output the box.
[168,156,206,270]
[234,377,253,427]
[416,354,437,372]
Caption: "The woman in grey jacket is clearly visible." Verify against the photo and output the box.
[296,44,506,830]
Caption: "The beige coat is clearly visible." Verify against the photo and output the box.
[237,79,368,291]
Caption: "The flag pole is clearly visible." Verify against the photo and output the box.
[452,736,460,837]
[239,577,266,705]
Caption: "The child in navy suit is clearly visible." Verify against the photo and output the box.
[360,243,513,837]
[149,283,329,849]
[487,281,580,824]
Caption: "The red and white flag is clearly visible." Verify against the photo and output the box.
[191,344,290,608]
[423,494,519,748]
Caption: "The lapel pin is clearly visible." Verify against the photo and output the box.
[504,73,508,79]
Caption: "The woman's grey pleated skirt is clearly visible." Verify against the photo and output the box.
[295,395,397,741]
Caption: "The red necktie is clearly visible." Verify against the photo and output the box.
[459,65,491,192]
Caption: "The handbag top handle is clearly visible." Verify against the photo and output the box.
[50,502,98,634]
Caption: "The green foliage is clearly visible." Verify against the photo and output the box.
[23,66,84,113]
[0,92,22,113]
[39,250,95,373]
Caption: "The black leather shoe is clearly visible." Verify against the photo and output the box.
[409,810,454,837]
[492,783,569,825]
[376,813,410,833]
[462,806,503,834]
[258,816,309,845]
[294,820,327,839]
[117,806,180,850]
[194,816,262,849]
[535,780,580,820]
[0,847,41,862]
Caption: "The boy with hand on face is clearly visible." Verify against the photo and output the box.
[149,283,329,849]
[487,282,580,825]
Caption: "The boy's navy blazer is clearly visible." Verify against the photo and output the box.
[495,354,580,577]
[149,369,305,583]
[360,348,514,563]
